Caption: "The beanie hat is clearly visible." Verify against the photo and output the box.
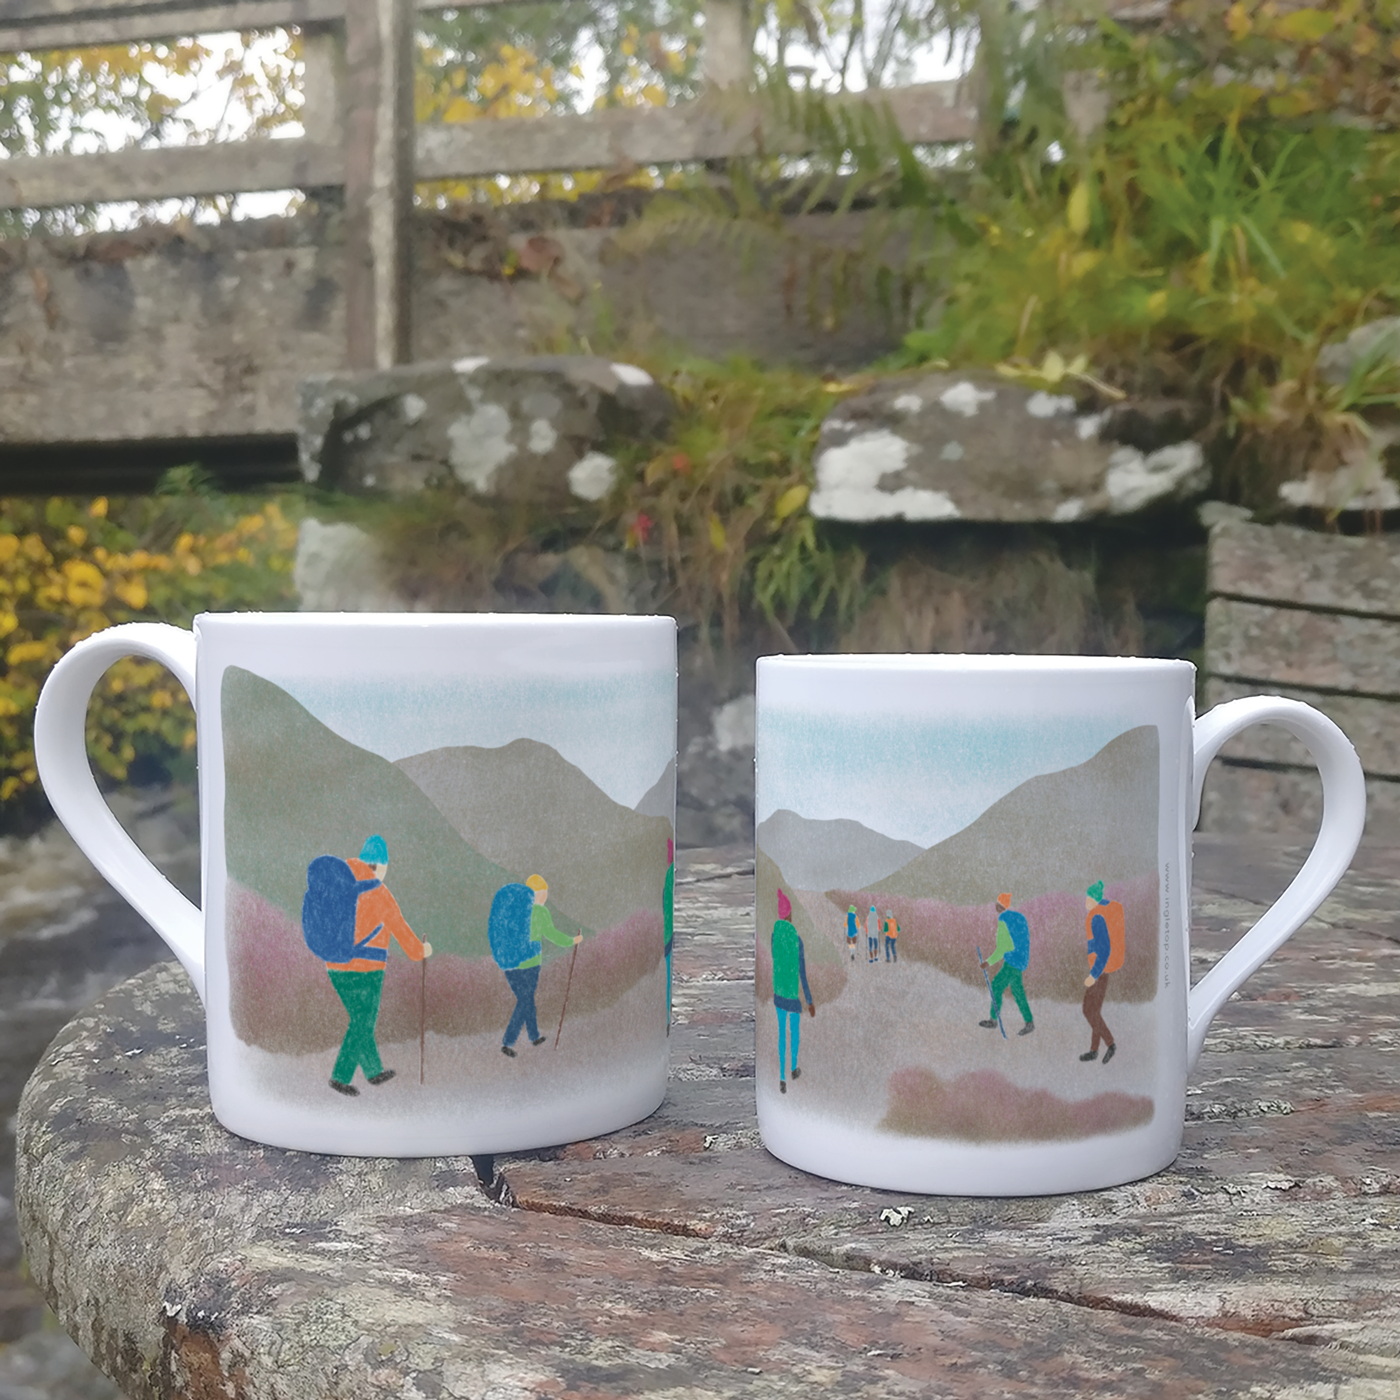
[526,873,549,892]
[777,889,792,921]
[359,834,388,865]
[996,892,1013,909]
[1087,880,1106,902]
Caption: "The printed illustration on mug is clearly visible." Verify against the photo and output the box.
[219,664,675,1110]
[756,718,1161,1143]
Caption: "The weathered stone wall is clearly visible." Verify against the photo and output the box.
[1200,519,1400,839]
[0,201,900,454]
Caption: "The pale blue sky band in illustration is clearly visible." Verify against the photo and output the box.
[757,708,1132,848]
[269,668,674,809]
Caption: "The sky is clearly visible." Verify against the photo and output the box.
[266,667,674,811]
[756,708,1132,850]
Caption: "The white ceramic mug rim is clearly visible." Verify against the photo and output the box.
[762,653,1195,675]
[193,611,674,630]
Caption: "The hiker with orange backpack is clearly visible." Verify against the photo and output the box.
[303,834,432,1098]
[1081,879,1125,1065]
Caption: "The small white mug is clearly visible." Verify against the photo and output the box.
[35,613,677,1157]
[753,654,1365,1195]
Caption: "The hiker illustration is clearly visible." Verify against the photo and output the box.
[489,873,581,1057]
[867,902,880,963]
[1081,880,1125,1065]
[978,893,1034,1036]
[845,905,860,961]
[883,908,899,963]
[663,837,675,1033]
[771,888,814,1094]
[302,834,431,1097]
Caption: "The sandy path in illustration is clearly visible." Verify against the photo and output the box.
[760,897,1158,1133]
[239,962,666,1146]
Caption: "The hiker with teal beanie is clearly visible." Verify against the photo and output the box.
[771,888,815,1093]
[845,905,859,961]
[305,833,431,1097]
[979,892,1034,1037]
[1082,879,1125,1065]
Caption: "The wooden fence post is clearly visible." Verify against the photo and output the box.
[702,0,751,89]
[343,0,414,370]
[299,21,345,150]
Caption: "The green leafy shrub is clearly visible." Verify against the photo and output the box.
[609,356,873,651]
[0,487,298,813]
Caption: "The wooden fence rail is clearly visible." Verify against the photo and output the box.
[0,0,981,369]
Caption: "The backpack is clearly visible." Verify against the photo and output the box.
[1001,910,1031,970]
[301,856,384,964]
[1102,901,1127,975]
[488,882,538,970]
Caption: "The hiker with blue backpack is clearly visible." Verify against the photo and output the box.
[978,892,1034,1038]
[489,874,581,1057]
[302,834,431,1097]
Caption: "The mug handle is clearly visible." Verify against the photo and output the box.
[1186,696,1366,1067]
[33,622,205,1004]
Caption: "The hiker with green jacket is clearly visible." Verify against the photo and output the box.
[489,873,580,1057]
[771,887,815,1094]
[664,837,675,1032]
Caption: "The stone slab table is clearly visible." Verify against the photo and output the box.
[16,839,1400,1398]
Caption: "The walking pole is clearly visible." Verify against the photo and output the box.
[554,939,581,1049]
[976,945,1007,1039]
[420,956,426,1084]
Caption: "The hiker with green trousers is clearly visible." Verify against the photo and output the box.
[979,892,1034,1037]
[324,835,431,1096]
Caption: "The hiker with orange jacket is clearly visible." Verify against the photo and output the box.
[322,835,431,1097]
[1081,879,1124,1065]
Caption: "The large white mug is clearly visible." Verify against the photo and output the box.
[753,654,1365,1195]
[35,613,677,1157]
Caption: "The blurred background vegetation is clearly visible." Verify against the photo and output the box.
[0,0,1396,826]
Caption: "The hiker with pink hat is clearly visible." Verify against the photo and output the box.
[770,888,815,1094]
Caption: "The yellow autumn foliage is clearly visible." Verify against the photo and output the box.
[0,493,298,807]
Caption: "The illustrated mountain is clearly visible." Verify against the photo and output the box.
[634,758,676,822]
[396,739,672,934]
[756,809,923,893]
[875,725,1159,905]
[221,666,519,960]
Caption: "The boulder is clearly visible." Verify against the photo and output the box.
[292,518,409,612]
[809,372,1208,523]
[297,356,672,504]
[1316,318,1400,387]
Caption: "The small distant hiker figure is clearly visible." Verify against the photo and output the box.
[302,834,431,1098]
[979,893,1034,1036]
[867,902,880,963]
[771,888,814,1094]
[1081,880,1125,1065]
[489,874,580,1057]
[883,908,899,963]
[845,905,860,961]
[663,837,675,1033]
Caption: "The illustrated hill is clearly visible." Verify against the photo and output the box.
[395,740,672,935]
[874,725,1160,905]
[756,810,922,893]
[634,759,676,821]
[223,667,563,961]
